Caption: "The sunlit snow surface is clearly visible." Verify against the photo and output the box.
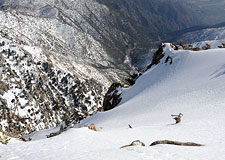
[1,44,225,160]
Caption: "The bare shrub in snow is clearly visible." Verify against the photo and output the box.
[192,47,201,51]
[177,40,187,48]
[171,113,183,124]
[202,43,211,50]
[150,140,204,146]
[120,140,145,149]
[0,132,11,145]
[218,43,225,48]
[88,124,99,132]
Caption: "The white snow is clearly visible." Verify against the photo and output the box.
[1,44,225,160]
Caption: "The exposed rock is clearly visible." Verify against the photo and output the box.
[147,44,165,70]
[150,140,204,147]
[128,124,132,129]
[165,56,173,65]
[102,83,123,111]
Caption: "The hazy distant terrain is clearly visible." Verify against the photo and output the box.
[182,0,225,24]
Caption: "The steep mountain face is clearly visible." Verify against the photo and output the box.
[0,0,207,137]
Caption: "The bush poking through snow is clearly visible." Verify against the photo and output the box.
[202,43,211,50]
[18,137,32,142]
[46,125,68,138]
[218,43,225,48]
[88,124,99,132]
[223,43,225,48]
[192,47,201,51]
[177,40,187,49]
[171,113,183,124]
[0,132,11,145]
[120,140,145,149]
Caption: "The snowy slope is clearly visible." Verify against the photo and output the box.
[1,44,225,160]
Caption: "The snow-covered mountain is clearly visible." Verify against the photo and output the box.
[0,0,133,83]
[0,0,208,137]
[0,0,134,137]
[1,43,225,160]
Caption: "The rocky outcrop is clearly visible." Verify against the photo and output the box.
[150,140,204,147]
[102,44,167,112]
[102,83,123,111]
[147,44,165,69]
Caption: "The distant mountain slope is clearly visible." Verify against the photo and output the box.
[174,25,225,50]
[182,0,225,24]
[96,0,203,64]
[0,0,133,83]
[177,26,225,44]
[2,44,225,160]
[0,0,204,66]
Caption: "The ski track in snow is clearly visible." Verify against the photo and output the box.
[1,44,225,160]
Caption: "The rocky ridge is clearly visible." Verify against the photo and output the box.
[104,39,225,111]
